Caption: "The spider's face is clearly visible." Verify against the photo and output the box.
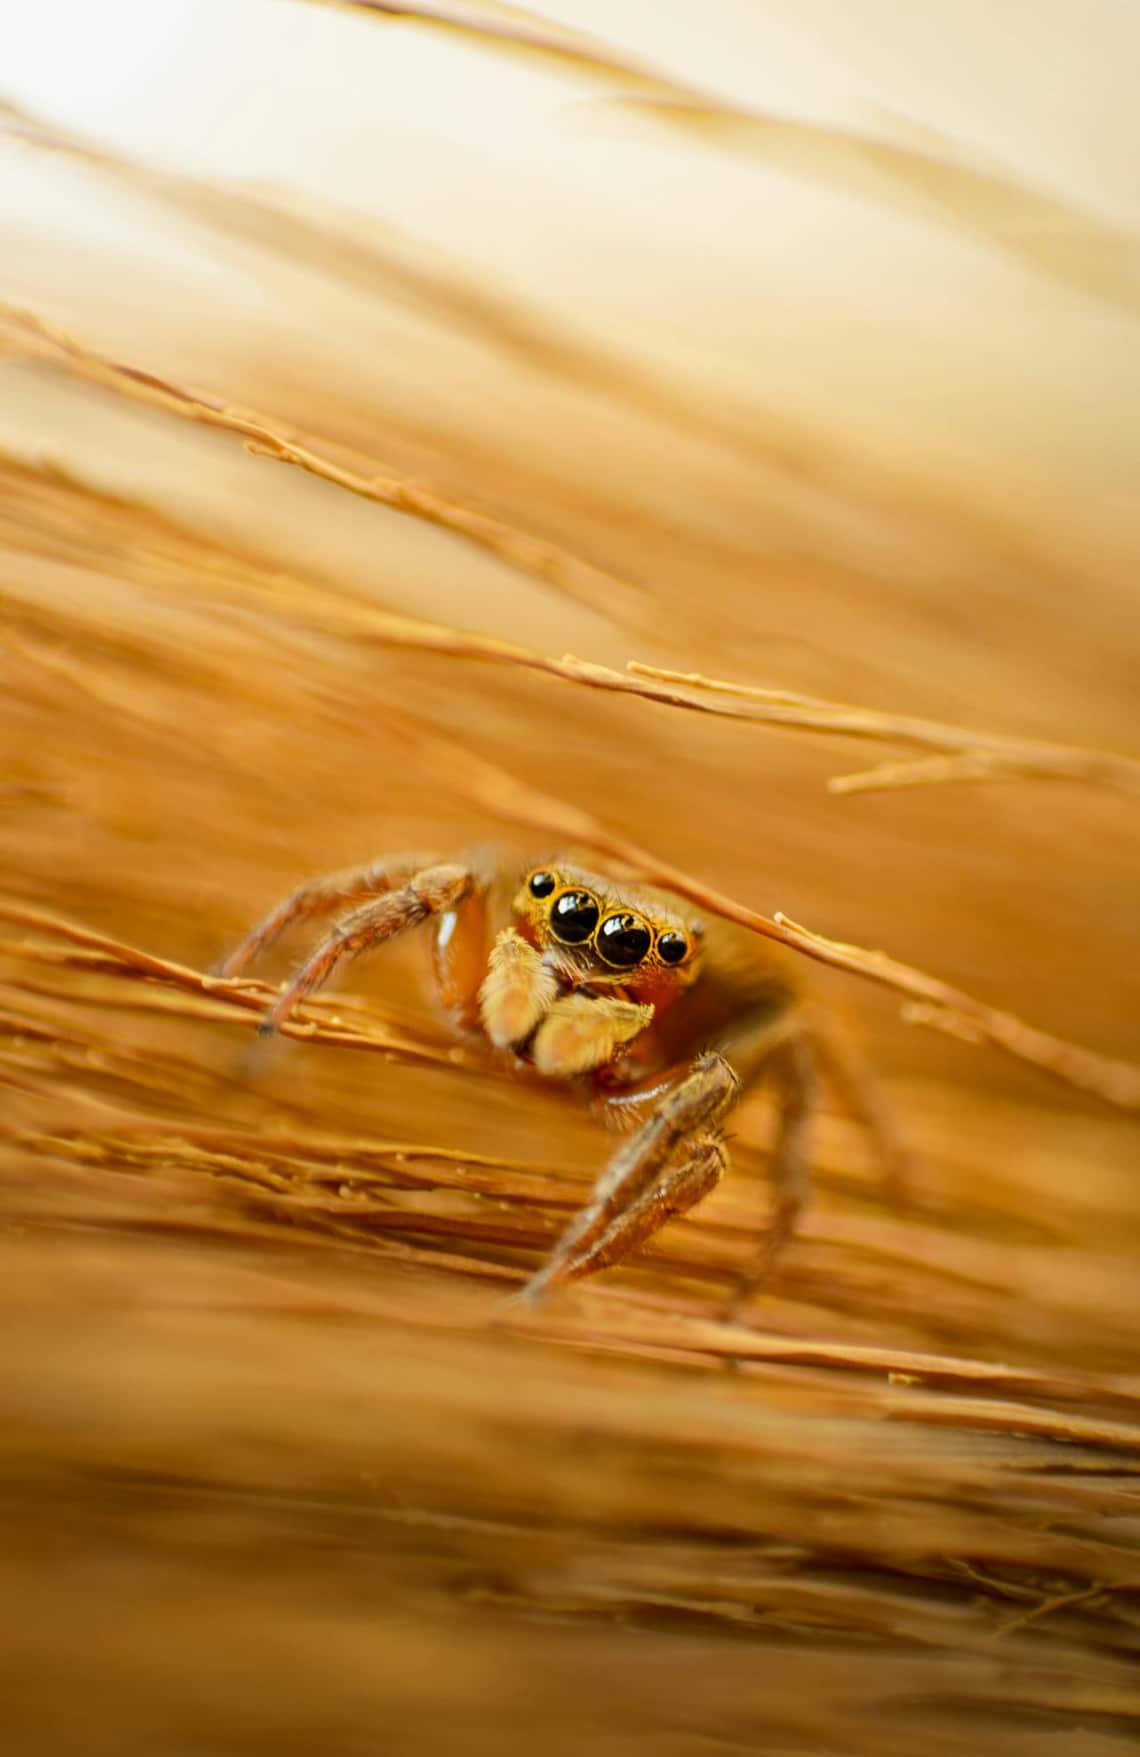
[513,863,703,1002]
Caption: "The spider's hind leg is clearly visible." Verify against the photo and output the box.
[722,1029,818,1321]
[810,1014,913,1207]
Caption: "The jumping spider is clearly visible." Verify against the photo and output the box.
[222,851,898,1312]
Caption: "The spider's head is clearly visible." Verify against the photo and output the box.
[513,863,703,1003]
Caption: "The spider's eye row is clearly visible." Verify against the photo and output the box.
[657,931,688,965]
[597,912,652,969]
[528,870,557,898]
[551,889,600,944]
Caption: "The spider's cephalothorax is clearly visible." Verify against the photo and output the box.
[220,850,897,1311]
[477,863,705,1081]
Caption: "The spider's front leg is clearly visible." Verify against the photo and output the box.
[519,1004,819,1315]
[518,1051,740,1303]
[217,852,441,979]
[220,856,486,1036]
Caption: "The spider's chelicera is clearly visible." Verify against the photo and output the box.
[219,851,896,1312]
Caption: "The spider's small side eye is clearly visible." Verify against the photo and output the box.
[551,889,600,944]
[528,870,557,898]
[657,931,688,965]
[597,913,652,968]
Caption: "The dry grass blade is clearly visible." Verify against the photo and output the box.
[0,306,644,623]
[305,2,1140,313]
[302,0,680,89]
[0,92,825,484]
[629,663,1140,797]
[616,101,1140,315]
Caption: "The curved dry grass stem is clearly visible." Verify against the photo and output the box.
[0,307,644,623]
[307,3,1140,316]
[629,663,1140,796]
[0,93,816,484]
[265,1,666,91]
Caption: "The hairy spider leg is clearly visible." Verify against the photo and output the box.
[555,1135,728,1282]
[585,1010,906,1314]
[722,1031,818,1320]
[255,862,474,1036]
[518,1050,740,1303]
[809,1013,913,1206]
[522,1002,819,1309]
[217,852,441,978]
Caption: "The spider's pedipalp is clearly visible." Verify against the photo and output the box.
[478,929,559,1049]
[531,993,655,1078]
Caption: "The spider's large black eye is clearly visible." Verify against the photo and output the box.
[657,931,688,965]
[597,912,652,968]
[528,870,556,898]
[551,889,599,944]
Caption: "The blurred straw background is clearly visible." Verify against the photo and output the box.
[1,2,1139,1752]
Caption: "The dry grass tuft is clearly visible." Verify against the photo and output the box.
[2,10,1139,1752]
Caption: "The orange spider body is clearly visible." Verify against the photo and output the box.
[222,850,893,1310]
[479,863,704,1083]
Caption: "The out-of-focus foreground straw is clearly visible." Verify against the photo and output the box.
[1,4,1138,1753]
